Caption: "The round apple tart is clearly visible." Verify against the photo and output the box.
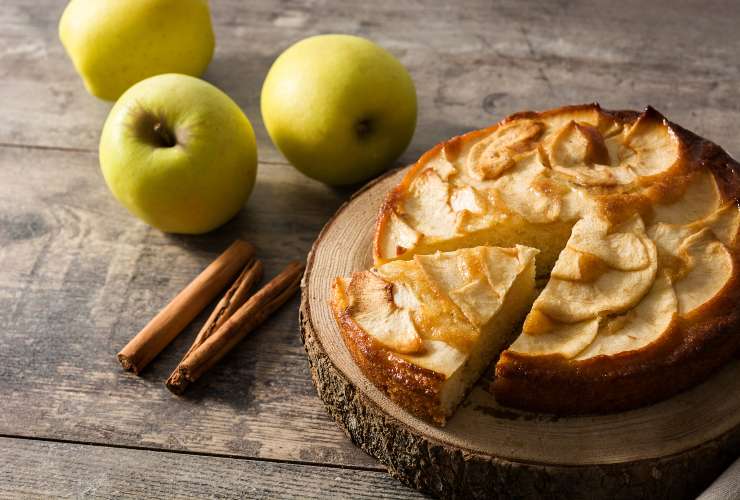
[332,104,740,423]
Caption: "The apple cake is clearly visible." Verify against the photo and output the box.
[333,103,740,422]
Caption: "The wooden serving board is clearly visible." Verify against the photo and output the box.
[299,167,740,499]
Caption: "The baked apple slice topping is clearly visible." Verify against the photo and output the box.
[345,271,423,354]
[511,316,600,358]
[575,272,678,359]
[549,121,611,168]
[404,169,458,238]
[378,210,421,259]
[567,216,651,271]
[619,110,680,178]
[534,215,658,322]
[672,229,734,316]
[703,203,740,246]
[397,340,467,378]
[466,119,545,181]
[651,170,721,225]
[416,250,502,327]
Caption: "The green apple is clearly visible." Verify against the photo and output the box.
[59,0,214,101]
[99,74,257,234]
[261,34,417,186]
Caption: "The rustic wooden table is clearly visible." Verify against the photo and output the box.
[2,1,739,498]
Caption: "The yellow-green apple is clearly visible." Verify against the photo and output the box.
[261,34,417,186]
[59,0,214,101]
[99,74,257,234]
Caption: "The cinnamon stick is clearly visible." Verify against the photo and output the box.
[166,261,304,394]
[165,258,263,389]
[117,240,255,374]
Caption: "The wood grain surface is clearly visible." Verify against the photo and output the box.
[1,0,739,497]
[0,437,422,499]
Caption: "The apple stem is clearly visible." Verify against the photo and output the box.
[355,119,373,139]
[153,122,176,148]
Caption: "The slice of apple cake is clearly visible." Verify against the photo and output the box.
[331,245,537,424]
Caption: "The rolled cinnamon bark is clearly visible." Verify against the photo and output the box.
[165,258,263,389]
[167,261,304,394]
[117,240,255,374]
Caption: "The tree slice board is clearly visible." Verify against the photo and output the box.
[299,167,740,500]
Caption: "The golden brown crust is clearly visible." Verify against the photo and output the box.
[330,279,448,424]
